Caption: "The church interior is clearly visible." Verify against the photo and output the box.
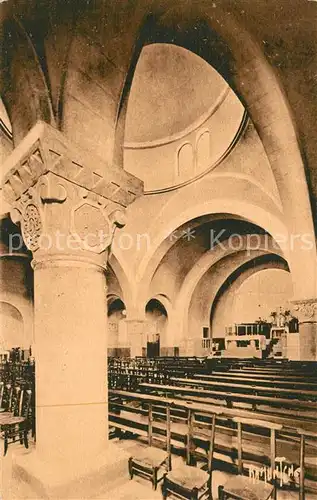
[0,0,316,498]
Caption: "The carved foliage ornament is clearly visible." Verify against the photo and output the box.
[1,122,142,255]
[293,299,317,321]
[10,170,127,255]
[1,122,143,208]
[10,189,44,253]
[22,203,43,251]
[71,202,126,254]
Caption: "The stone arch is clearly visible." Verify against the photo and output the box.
[135,199,290,301]
[209,257,290,332]
[171,235,284,343]
[184,251,288,350]
[1,1,314,260]
[0,97,12,139]
[145,298,168,316]
[0,1,314,301]
[0,96,13,172]
[151,293,172,319]
[145,297,168,351]
[0,15,55,145]
[210,263,292,338]
[107,294,127,351]
[114,5,313,229]
[107,293,125,309]
[107,296,126,318]
[107,254,132,311]
[177,235,284,316]
[112,3,315,297]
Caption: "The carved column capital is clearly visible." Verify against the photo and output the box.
[291,298,317,323]
[0,121,143,267]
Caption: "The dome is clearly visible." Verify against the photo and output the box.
[124,44,245,192]
[125,43,230,146]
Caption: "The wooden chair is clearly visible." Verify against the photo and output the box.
[162,408,219,500]
[218,417,283,500]
[296,427,317,500]
[0,382,11,415]
[0,384,17,417]
[0,386,32,455]
[0,382,4,409]
[128,402,171,490]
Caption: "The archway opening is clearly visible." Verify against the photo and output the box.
[107,296,127,356]
[209,255,290,335]
[209,255,292,358]
[145,298,168,357]
[0,302,24,350]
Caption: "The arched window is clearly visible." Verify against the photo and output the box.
[196,131,210,171]
[177,142,194,177]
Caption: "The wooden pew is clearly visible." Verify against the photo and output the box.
[109,389,317,433]
[171,377,317,400]
[224,365,317,375]
[108,390,317,497]
[194,373,317,390]
[242,364,316,371]
[109,357,317,397]
[297,427,317,500]
[215,370,317,382]
[138,382,317,413]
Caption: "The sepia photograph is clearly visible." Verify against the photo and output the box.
[0,0,316,498]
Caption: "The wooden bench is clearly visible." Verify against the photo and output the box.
[109,389,317,430]
[108,390,317,497]
[194,374,317,390]
[171,377,317,400]
[138,383,317,413]
[224,367,317,377]
[215,370,317,382]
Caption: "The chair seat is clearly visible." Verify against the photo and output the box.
[222,475,274,500]
[131,447,169,467]
[166,465,209,490]
[0,412,14,421]
[0,416,26,426]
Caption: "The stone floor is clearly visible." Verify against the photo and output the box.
[0,438,316,499]
[114,438,317,500]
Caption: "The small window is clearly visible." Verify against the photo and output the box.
[196,131,210,171]
[177,143,194,177]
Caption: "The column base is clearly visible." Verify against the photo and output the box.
[299,322,317,360]
[5,442,130,499]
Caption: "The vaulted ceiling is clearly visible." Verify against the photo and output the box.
[125,43,228,144]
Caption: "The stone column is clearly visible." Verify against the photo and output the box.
[1,121,143,497]
[292,299,317,361]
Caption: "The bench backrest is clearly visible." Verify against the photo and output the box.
[233,416,283,495]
